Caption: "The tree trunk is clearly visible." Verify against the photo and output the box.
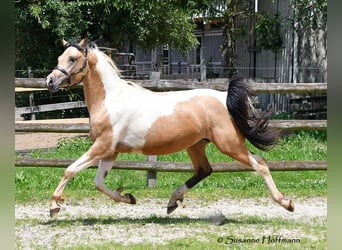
[221,2,237,79]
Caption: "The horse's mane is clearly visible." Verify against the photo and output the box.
[88,42,148,90]
[88,42,122,78]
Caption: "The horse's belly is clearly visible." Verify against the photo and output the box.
[141,133,202,155]
[115,131,202,155]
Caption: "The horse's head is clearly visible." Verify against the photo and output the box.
[46,39,88,92]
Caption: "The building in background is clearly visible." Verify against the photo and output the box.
[129,0,326,85]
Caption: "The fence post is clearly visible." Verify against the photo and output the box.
[147,155,157,188]
[29,92,36,120]
[200,47,206,82]
[149,71,160,84]
[28,66,32,78]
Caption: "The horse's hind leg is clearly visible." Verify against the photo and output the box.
[93,156,136,205]
[167,139,212,214]
[214,135,294,212]
[248,152,294,211]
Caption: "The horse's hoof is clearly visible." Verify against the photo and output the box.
[167,203,178,214]
[50,207,60,218]
[125,193,136,204]
[287,200,294,212]
[58,196,65,205]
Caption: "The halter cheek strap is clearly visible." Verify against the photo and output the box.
[54,65,71,78]
[54,43,88,87]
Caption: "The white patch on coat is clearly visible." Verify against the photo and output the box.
[93,50,227,152]
[248,152,259,172]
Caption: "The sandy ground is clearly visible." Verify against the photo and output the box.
[15,117,89,151]
[15,132,88,151]
[15,196,326,249]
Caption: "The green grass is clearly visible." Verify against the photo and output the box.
[15,131,327,203]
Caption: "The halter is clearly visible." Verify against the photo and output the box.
[54,43,88,87]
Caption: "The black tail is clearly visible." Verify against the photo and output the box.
[226,77,280,151]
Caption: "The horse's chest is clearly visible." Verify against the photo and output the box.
[88,108,113,141]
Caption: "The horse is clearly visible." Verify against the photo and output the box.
[45,39,294,218]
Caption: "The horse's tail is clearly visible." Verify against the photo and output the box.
[226,77,280,151]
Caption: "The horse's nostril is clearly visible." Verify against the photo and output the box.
[46,76,53,87]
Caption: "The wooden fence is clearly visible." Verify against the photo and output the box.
[15,118,327,133]
[15,78,327,187]
[15,78,327,116]
[15,77,327,93]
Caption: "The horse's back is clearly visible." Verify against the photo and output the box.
[115,88,231,155]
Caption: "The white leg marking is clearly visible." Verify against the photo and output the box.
[50,153,98,217]
[94,159,136,204]
[248,152,294,211]
[171,184,189,201]
[167,184,189,214]
[93,159,114,192]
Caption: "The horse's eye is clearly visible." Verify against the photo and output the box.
[69,57,77,63]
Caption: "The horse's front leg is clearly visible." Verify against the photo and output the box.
[93,158,136,204]
[50,153,98,218]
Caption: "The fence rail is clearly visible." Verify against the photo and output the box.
[15,78,327,94]
[15,101,86,115]
[15,158,326,172]
[15,118,327,132]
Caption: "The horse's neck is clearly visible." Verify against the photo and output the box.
[82,69,129,116]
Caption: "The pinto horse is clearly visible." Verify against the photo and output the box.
[46,39,294,218]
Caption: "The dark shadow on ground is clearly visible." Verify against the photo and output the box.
[41,214,273,227]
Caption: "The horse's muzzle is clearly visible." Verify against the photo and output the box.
[46,75,60,92]
[46,76,55,92]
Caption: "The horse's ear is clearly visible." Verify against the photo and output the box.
[79,38,88,49]
[62,39,69,47]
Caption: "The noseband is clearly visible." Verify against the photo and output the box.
[54,43,88,87]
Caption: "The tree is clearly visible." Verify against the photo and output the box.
[195,0,285,78]
[15,0,90,75]
[193,0,254,78]
[16,0,327,81]
[15,0,198,74]
[290,0,327,82]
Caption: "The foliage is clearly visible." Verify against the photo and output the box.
[130,1,198,52]
[15,0,89,73]
[290,0,327,32]
[255,12,283,53]
[15,0,199,73]
[16,0,327,78]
